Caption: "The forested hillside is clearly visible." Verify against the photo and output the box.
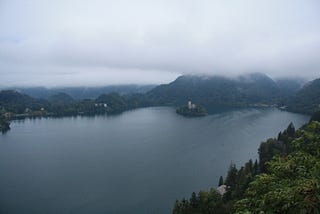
[0,90,150,118]
[1,74,319,133]
[287,78,320,114]
[147,73,298,107]
[173,112,320,213]
[0,90,49,114]
[12,85,156,99]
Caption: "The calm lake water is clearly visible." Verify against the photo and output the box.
[0,107,309,214]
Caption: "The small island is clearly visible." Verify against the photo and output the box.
[176,101,207,117]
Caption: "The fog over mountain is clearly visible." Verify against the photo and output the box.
[0,0,320,87]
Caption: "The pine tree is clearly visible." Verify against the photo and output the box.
[286,122,295,136]
[190,192,199,208]
[218,176,224,186]
[253,159,259,175]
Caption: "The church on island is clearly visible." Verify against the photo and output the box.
[176,101,207,117]
[188,101,197,110]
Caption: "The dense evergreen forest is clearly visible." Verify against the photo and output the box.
[286,78,320,114]
[147,73,304,107]
[12,85,156,100]
[0,90,149,117]
[0,90,151,132]
[172,112,320,213]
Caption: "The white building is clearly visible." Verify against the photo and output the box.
[188,101,196,109]
[217,185,227,196]
[95,103,108,108]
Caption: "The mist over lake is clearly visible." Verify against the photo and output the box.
[0,107,309,213]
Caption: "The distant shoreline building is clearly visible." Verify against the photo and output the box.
[95,103,108,108]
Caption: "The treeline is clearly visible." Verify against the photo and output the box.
[173,112,320,213]
[16,85,155,100]
[147,74,320,115]
[147,73,283,107]
[0,90,48,114]
[0,90,156,132]
[1,74,320,119]
[48,92,154,116]
[0,90,153,117]
[286,78,320,114]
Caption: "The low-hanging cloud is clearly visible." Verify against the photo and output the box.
[0,0,320,87]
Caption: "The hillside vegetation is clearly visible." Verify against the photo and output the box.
[0,73,319,133]
[173,113,320,213]
[287,78,320,114]
[147,73,303,108]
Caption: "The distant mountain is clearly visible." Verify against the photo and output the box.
[0,90,49,113]
[275,78,305,96]
[13,85,156,100]
[147,73,283,107]
[96,92,152,113]
[48,93,74,104]
[287,78,320,114]
[2,74,317,116]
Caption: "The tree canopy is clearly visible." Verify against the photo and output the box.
[173,120,320,213]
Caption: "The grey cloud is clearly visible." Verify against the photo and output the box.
[0,0,320,87]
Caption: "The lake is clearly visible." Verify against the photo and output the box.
[0,107,309,214]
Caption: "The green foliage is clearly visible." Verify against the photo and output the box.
[310,110,320,122]
[173,188,227,214]
[219,176,224,186]
[173,121,320,214]
[148,73,284,107]
[225,163,238,197]
[259,123,296,172]
[0,90,153,118]
[287,78,320,114]
[223,160,257,202]
[48,92,74,104]
[17,85,156,100]
[174,159,257,213]
[235,122,320,213]
[291,122,320,156]
[0,90,157,134]
[0,90,49,113]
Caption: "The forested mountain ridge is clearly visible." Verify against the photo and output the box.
[0,90,49,114]
[48,93,75,104]
[0,90,150,119]
[275,78,305,96]
[96,92,152,114]
[147,73,302,107]
[0,73,319,132]
[286,78,320,114]
[0,73,318,117]
[10,85,156,100]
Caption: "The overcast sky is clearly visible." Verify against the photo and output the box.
[0,0,320,87]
